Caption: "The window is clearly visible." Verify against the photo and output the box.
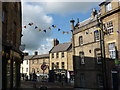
[97,74,103,88]
[26,60,28,64]
[61,62,65,69]
[80,74,85,87]
[106,3,112,12]
[37,59,39,64]
[37,68,39,72]
[52,63,54,69]
[56,53,59,58]
[79,52,85,64]
[79,36,83,45]
[62,52,64,58]
[108,43,116,59]
[94,30,100,41]
[56,62,59,69]
[32,60,34,64]
[104,21,114,35]
[52,53,54,58]
[32,68,34,72]
[26,68,28,72]
[95,49,102,64]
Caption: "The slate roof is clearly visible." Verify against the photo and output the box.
[24,55,34,60]
[33,54,49,59]
[50,42,72,53]
[24,54,49,60]
[77,15,97,28]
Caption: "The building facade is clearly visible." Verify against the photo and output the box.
[21,52,50,81]
[20,54,33,80]
[29,53,49,77]
[49,39,74,82]
[2,2,23,89]
[72,0,120,90]
[99,1,120,90]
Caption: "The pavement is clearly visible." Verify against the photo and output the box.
[20,80,74,89]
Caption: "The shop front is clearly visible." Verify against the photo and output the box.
[2,46,23,89]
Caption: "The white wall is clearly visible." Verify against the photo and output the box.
[20,59,30,76]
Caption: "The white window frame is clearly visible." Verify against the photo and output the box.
[94,30,100,41]
[108,43,116,59]
[106,3,112,12]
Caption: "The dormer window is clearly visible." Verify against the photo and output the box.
[105,3,112,12]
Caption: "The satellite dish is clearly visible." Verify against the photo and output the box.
[19,44,25,51]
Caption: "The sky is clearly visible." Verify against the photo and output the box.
[21,0,103,55]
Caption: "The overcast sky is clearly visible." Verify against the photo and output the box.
[21,0,102,55]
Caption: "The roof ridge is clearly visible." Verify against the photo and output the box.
[58,42,72,45]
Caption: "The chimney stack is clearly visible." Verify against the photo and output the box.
[70,19,75,30]
[91,8,97,19]
[24,52,29,56]
[53,38,59,47]
[34,51,38,55]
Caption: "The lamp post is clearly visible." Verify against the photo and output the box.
[97,15,108,90]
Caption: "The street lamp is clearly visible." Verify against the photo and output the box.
[97,15,108,90]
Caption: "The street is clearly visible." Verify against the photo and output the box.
[20,80,74,89]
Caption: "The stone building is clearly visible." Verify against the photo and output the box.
[21,52,50,81]
[71,0,120,90]
[29,53,49,77]
[49,39,74,82]
[2,2,23,89]
[99,0,120,90]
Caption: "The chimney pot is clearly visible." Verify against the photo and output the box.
[34,51,38,55]
[53,38,59,47]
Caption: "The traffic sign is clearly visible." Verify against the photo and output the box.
[41,64,47,71]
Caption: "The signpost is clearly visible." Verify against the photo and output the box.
[41,64,47,82]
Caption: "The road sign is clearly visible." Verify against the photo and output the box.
[41,64,47,71]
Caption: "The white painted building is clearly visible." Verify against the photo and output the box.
[20,55,34,78]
